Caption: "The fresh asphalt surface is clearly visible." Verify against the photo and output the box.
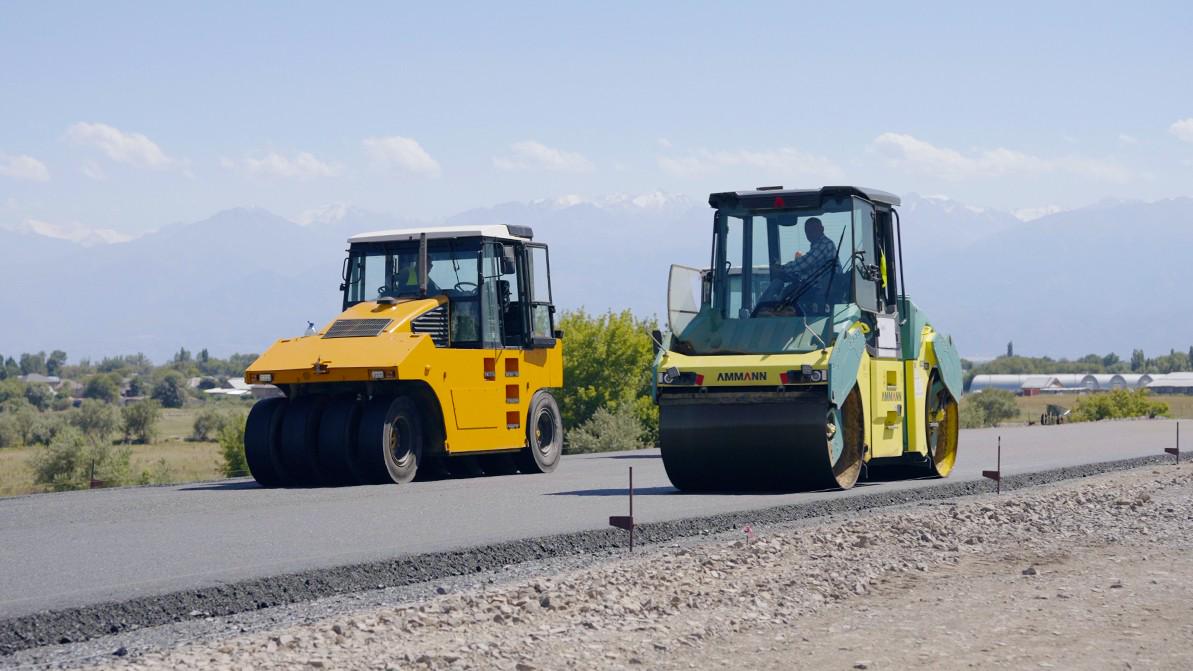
[0,420,1181,621]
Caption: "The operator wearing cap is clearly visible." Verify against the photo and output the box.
[779,217,839,299]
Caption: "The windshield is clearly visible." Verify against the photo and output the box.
[344,239,482,307]
[713,196,854,319]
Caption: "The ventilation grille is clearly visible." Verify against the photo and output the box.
[323,318,393,339]
[411,306,449,347]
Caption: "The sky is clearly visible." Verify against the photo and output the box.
[2,1,1193,238]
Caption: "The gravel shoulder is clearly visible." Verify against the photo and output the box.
[61,462,1191,671]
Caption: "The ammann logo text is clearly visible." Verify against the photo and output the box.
[881,391,904,402]
[716,371,768,382]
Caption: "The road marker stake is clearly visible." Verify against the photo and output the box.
[609,466,636,552]
[982,436,1002,494]
[743,524,757,546]
[1165,421,1180,464]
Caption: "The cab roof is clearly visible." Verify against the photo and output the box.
[347,224,534,245]
[708,185,901,210]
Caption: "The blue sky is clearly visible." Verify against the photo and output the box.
[2,1,1192,237]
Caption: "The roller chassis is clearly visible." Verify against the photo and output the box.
[243,226,565,488]
[654,186,962,492]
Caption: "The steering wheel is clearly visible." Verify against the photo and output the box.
[453,281,478,293]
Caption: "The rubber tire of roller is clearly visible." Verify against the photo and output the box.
[354,395,422,485]
[316,396,362,486]
[517,391,563,474]
[244,397,287,487]
[278,395,330,487]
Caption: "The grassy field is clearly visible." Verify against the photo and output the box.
[1013,393,1193,423]
[0,401,248,498]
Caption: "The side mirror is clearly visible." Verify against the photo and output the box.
[651,329,663,356]
[500,246,517,275]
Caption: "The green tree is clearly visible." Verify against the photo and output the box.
[121,400,161,444]
[46,350,68,377]
[151,372,187,408]
[218,414,248,477]
[191,406,229,441]
[84,374,122,403]
[557,309,658,444]
[1102,352,1120,369]
[19,352,47,376]
[0,413,18,448]
[3,357,20,379]
[5,402,40,445]
[23,383,54,411]
[0,379,25,405]
[29,426,131,491]
[959,389,1020,428]
[1131,349,1145,372]
[1072,389,1168,422]
[73,400,119,447]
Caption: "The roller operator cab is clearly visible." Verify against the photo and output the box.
[654,186,964,492]
[244,225,564,487]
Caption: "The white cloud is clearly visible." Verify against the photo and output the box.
[1117,133,1138,145]
[493,141,594,173]
[1170,118,1193,143]
[221,151,341,179]
[363,136,441,177]
[0,153,50,181]
[871,132,1128,182]
[657,147,842,180]
[2,218,134,246]
[65,122,179,170]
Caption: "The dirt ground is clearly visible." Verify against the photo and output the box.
[98,464,1192,671]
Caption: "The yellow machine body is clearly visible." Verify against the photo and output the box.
[246,298,562,455]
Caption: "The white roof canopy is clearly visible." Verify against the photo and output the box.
[348,224,523,244]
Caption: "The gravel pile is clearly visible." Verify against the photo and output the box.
[98,464,1192,671]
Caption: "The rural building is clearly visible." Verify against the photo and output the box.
[1147,373,1193,395]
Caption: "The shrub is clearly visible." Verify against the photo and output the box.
[2,401,39,446]
[122,400,161,444]
[0,414,18,448]
[28,426,132,491]
[958,389,1020,428]
[558,309,658,442]
[0,379,26,405]
[29,413,70,446]
[151,373,187,409]
[1071,389,1169,422]
[218,414,248,477]
[191,407,229,442]
[565,404,646,454]
[137,459,175,486]
[23,383,54,411]
[73,400,119,446]
[84,374,122,403]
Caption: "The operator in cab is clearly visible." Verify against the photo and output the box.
[779,217,839,299]
[389,254,439,297]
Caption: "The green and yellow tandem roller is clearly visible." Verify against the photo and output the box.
[652,186,963,492]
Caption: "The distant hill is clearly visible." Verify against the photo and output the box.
[0,193,1190,362]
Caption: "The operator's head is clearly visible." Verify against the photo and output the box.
[804,217,824,242]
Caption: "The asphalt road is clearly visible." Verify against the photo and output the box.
[0,419,1181,620]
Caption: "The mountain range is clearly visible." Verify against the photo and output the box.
[1,192,1190,362]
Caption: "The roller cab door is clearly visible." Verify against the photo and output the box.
[526,243,557,348]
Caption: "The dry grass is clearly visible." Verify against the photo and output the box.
[1014,392,1193,423]
[0,403,237,498]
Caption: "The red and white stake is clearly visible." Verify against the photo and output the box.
[982,436,1002,494]
[609,466,636,551]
